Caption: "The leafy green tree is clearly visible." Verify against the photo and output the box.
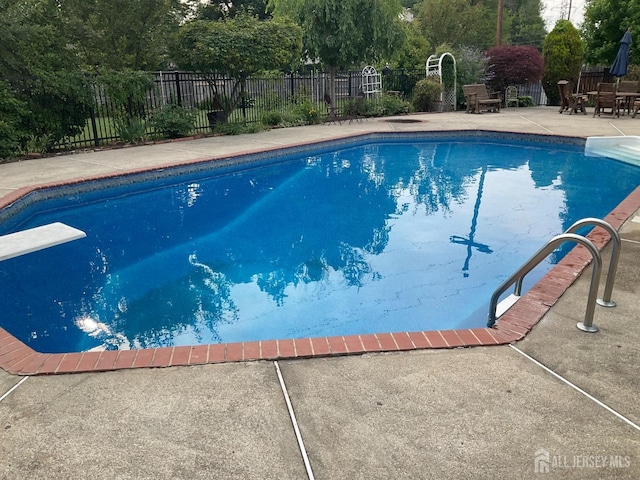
[392,21,431,71]
[582,0,638,65]
[415,0,496,51]
[0,0,91,156]
[59,0,186,71]
[97,71,155,120]
[542,20,584,105]
[171,14,302,120]
[0,81,28,157]
[269,0,405,99]
[508,0,547,50]
[196,0,271,20]
[0,0,81,77]
[414,0,545,51]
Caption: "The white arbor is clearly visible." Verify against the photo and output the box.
[426,53,456,111]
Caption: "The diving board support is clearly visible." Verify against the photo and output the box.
[0,222,86,261]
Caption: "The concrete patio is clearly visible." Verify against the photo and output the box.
[1,107,639,479]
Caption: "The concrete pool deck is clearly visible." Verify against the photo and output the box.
[1,106,639,478]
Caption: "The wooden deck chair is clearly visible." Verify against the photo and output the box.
[462,84,501,114]
[616,80,639,115]
[593,83,622,118]
[557,80,587,115]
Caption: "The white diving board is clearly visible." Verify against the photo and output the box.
[584,136,640,167]
[0,222,86,262]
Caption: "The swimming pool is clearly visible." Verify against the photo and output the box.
[1,132,640,357]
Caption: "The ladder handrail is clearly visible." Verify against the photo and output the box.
[564,218,620,307]
[513,218,620,305]
[487,233,602,329]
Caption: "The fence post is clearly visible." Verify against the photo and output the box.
[290,73,295,100]
[89,106,99,148]
[348,72,352,97]
[175,71,182,106]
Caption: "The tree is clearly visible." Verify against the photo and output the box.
[542,20,584,105]
[391,21,431,71]
[415,0,496,51]
[196,0,271,20]
[269,0,406,99]
[485,45,544,92]
[0,0,92,157]
[582,0,638,65]
[508,0,547,50]
[59,0,187,71]
[171,14,302,121]
[414,0,545,52]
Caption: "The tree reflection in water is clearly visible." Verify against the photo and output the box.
[3,137,640,353]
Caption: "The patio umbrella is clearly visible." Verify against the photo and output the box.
[610,28,632,77]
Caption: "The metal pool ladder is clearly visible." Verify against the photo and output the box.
[487,218,621,333]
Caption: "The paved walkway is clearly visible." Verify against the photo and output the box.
[1,107,640,479]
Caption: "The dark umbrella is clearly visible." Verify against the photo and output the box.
[610,28,632,77]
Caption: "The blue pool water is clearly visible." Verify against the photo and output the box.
[1,134,639,353]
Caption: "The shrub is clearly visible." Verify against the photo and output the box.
[14,72,93,147]
[380,93,411,115]
[0,120,19,159]
[22,134,52,155]
[412,79,443,112]
[115,117,147,143]
[212,121,265,135]
[293,99,322,124]
[542,20,584,105]
[0,82,28,158]
[150,103,195,139]
[98,71,154,120]
[518,96,535,107]
[485,45,544,93]
[261,110,283,126]
[280,110,307,127]
[454,46,490,108]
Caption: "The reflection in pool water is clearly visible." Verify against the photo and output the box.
[1,136,639,353]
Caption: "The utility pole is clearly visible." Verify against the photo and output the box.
[496,0,504,45]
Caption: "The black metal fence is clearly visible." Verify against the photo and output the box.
[5,68,569,152]
[58,69,426,150]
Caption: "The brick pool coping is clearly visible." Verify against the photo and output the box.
[1,137,639,375]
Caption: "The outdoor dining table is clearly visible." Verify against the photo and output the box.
[586,90,624,117]
[616,91,640,115]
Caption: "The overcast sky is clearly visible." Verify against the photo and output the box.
[543,0,586,30]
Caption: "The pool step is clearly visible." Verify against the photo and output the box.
[495,293,520,319]
[585,136,640,166]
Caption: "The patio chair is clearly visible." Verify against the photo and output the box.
[616,80,639,115]
[324,93,342,125]
[593,82,622,118]
[462,84,501,114]
[505,85,519,109]
[557,80,587,115]
[345,90,366,124]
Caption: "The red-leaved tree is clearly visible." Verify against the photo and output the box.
[485,45,544,93]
